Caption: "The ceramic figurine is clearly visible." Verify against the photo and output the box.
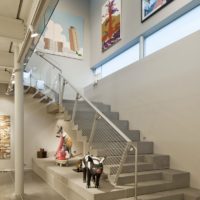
[82,154,105,188]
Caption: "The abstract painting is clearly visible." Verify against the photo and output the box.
[37,8,84,59]
[102,0,121,52]
[0,115,11,159]
[142,0,173,22]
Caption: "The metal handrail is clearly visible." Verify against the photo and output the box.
[33,52,138,200]
[35,51,62,74]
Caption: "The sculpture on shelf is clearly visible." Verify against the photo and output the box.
[55,126,73,166]
[82,154,105,188]
[37,148,47,158]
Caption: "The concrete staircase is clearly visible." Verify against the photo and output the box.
[25,86,200,200]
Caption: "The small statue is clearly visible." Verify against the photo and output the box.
[82,154,105,188]
[55,126,72,164]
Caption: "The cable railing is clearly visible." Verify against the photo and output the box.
[25,52,138,199]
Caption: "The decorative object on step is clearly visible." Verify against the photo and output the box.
[82,154,105,188]
[55,126,72,163]
[0,115,11,159]
[37,148,47,158]
[56,158,68,167]
[141,0,174,22]
[37,0,83,59]
[73,159,83,172]
[102,0,121,52]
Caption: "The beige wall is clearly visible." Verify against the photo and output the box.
[0,94,61,170]
[90,0,194,66]
[0,70,11,84]
[85,31,200,189]
[24,95,59,168]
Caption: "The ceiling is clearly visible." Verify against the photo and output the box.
[0,0,32,83]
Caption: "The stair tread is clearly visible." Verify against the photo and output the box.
[139,188,200,200]
[117,170,164,177]
[118,189,185,200]
[126,179,171,187]
[105,162,151,167]
[114,169,188,177]
[33,158,194,200]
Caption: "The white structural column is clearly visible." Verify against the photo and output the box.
[14,45,24,197]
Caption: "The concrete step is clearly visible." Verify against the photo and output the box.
[33,158,192,200]
[94,142,153,157]
[47,102,60,113]
[26,86,37,94]
[114,169,186,185]
[104,162,154,175]
[104,156,169,175]
[72,110,120,120]
[81,128,140,142]
[113,170,163,185]
[40,96,52,103]
[119,187,200,200]
[33,91,45,98]
[75,118,129,131]
[104,154,169,168]
[118,194,184,200]
[63,100,111,112]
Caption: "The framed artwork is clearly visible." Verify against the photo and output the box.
[0,115,11,159]
[141,0,173,22]
[102,0,121,52]
[37,11,84,60]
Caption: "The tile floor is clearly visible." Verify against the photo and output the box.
[0,171,65,200]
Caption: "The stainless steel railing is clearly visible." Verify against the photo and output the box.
[26,52,138,199]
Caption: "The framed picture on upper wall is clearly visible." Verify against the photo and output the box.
[141,0,174,22]
[102,0,121,52]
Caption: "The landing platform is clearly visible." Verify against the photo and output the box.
[32,157,132,200]
[32,158,200,200]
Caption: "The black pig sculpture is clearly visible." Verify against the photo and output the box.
[82,154,105,188]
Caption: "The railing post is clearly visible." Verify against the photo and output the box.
[114,142,131,185]
[134,145,138,200]
[29,73,32,87]
[58,74,62,105]
[71,93,80,122]
[58,76,67,112]
[88,113,100,147]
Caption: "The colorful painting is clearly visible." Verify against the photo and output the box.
[102,0,121,52]
[37,6,84,59]
[0,115,11,159]
[142,0,173,22]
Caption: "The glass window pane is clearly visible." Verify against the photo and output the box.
[145,5,200,56]
[102,44,139,78]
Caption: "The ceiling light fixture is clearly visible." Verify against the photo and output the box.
[29,25,39,38]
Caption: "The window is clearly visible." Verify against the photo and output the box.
[100,44,139,78]
[94,5,200,80]
[145,5,200,56]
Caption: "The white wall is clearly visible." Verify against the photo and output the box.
[0,94,64,170]
[24,95,59,168]
[0,70,11,84]
[85,31,200,189]
[90,0,194,66]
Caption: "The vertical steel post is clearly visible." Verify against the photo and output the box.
[88,113,99,146]
[71,93,80,122]
[134,144,138,200]
[14,44,24,198]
